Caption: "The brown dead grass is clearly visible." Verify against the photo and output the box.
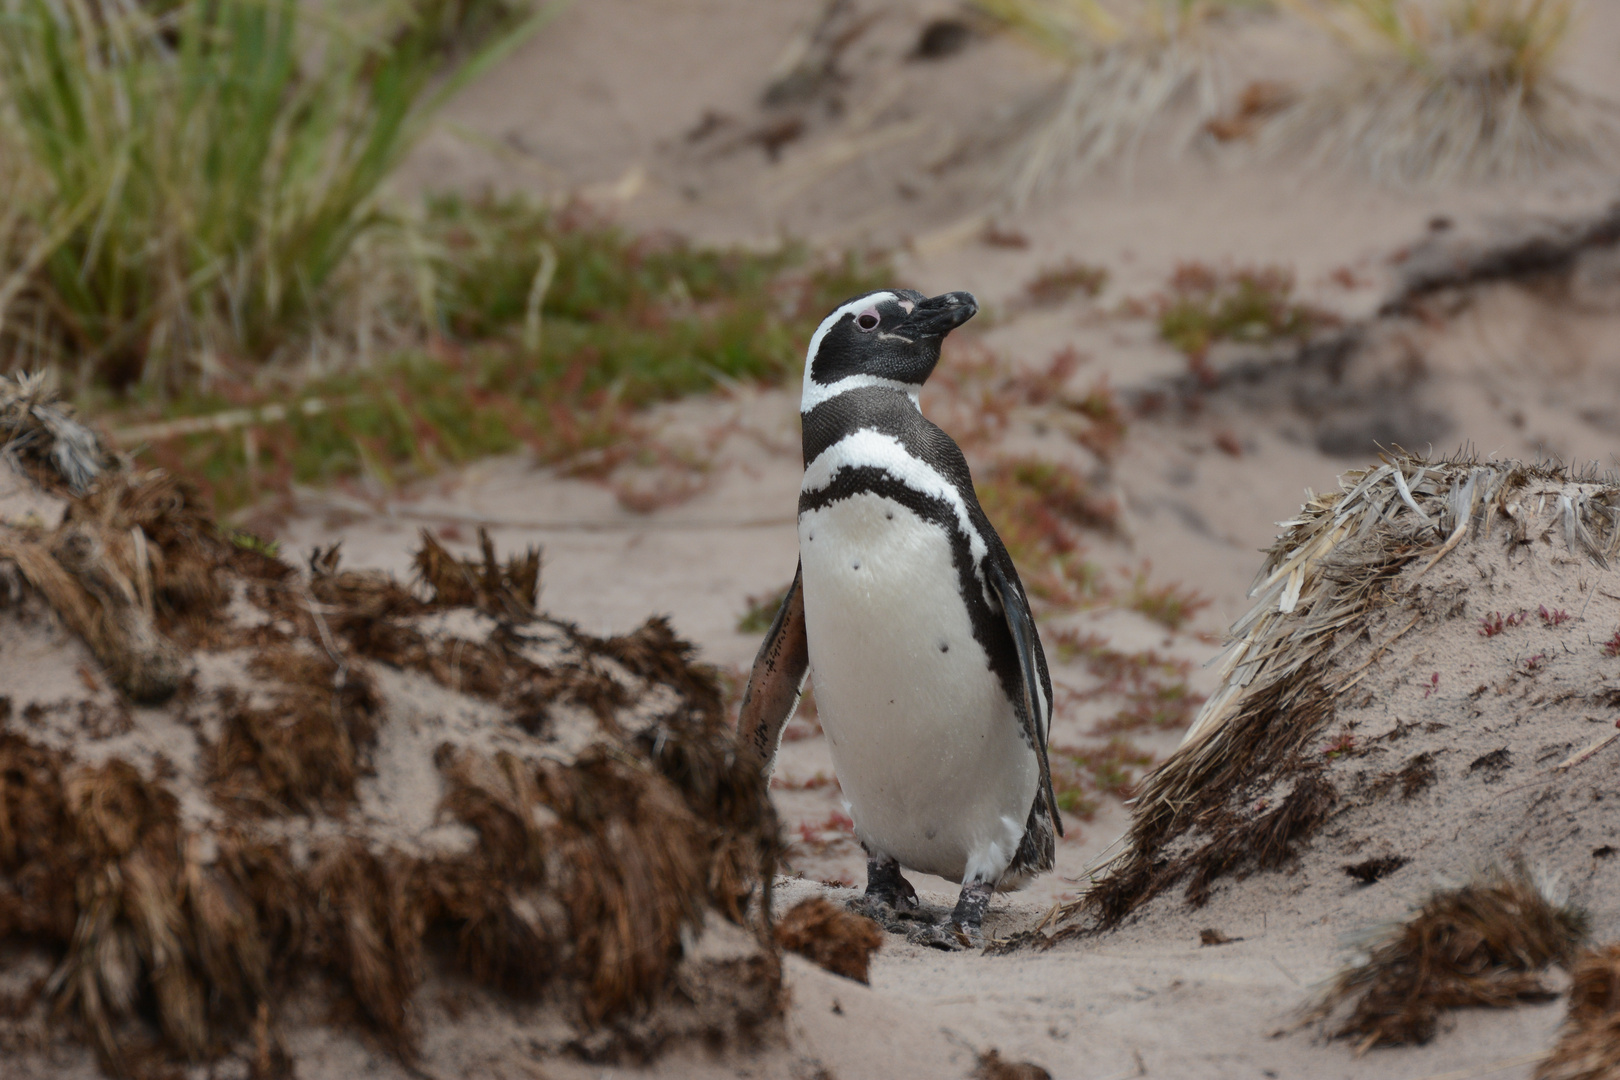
[1309,863,1588,1052]
[1539,942,1620,1080]
[773,897,882,984]
[412,526,539,619]
[213,648,381,813]
[974,1047,1053,1080]
[0,446,783,1075]
[1068,456,1540,933]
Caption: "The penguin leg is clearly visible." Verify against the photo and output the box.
[908,879,994,951]
[845,850,922,931]
[863,852,919,911]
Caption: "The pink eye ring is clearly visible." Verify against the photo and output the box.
[855,309,880,332]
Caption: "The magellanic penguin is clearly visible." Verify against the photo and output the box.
[738,288,1062,947]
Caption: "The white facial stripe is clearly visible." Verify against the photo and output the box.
[802,429,987,568]
[801,291,899,408]
[799,373,920,414]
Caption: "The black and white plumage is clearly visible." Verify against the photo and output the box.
[738,288,1060,944]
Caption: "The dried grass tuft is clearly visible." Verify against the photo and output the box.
[1072,455,1620,931]
[1309,863,1588,1051]
[773,897,882,984]
[971,0,1236,203]
[0,371,110,493]
[0,430,783,1072]
[214,648,381,813]
[307,842,419,1052]
[413,527,540,620]
[974,1047,1054,1080]
[1538,942,1620,1080]
[1268,0,1620,184]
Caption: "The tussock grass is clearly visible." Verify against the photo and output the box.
[971,0,1262,202]
[1269,0,1620,183]
[0,0,547,391]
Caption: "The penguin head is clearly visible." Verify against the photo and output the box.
[801,289,978,412]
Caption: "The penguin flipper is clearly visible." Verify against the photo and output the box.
[736,562,810,776]
[985,560,1064,838]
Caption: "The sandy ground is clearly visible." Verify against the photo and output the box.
[194,1,1620,1076]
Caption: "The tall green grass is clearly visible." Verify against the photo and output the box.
[0,0,549,389]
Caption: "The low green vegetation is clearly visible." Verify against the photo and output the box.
[1022,258,1109,306]
[427,195,882,404]
[1153,262,1336,382]
[115,199,886,513]
[0,0,885,514]
[1050,737,1156,816]
[737,581,793,634]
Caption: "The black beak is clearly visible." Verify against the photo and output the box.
[908,291,978,337]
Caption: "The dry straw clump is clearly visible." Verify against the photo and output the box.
[1268,0,1620,183]
[970,0,1245,203]
[1071,452,1620,930]
[774,896,884,984]
[1539,942,1620,1080]
[0,380,786,1075]
[1307,862,1588,1051]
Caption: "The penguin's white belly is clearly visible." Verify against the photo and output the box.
[798,491,1037,884]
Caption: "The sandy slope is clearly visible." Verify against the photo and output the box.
[73,1,1620,1076]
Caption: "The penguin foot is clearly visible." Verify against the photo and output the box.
[861,853,920,913]
[906,919,982,951]
[845,894,929,933]
[904,879,994,950]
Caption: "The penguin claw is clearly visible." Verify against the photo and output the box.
[906,920,982,951]
[845,894,928,933]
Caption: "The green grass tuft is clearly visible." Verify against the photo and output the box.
[0,0,550,390]
[1153,262,1337,382]
[737,582,793,635]
[1124,562,1211,630]
[1023,259,1109,306]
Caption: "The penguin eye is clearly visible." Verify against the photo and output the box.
[855,309,880,332]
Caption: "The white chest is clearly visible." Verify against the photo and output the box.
[797,490,1037,883]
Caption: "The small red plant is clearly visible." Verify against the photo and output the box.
[1323,732,1357,759]
[796,812,855,845]
[1423,672,1440,698]
[1524,653,1548,673]
[1605,630,1620,658]
[1539,605,1571,627]
[771,772,838,791]
[1479,611,1527,638]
